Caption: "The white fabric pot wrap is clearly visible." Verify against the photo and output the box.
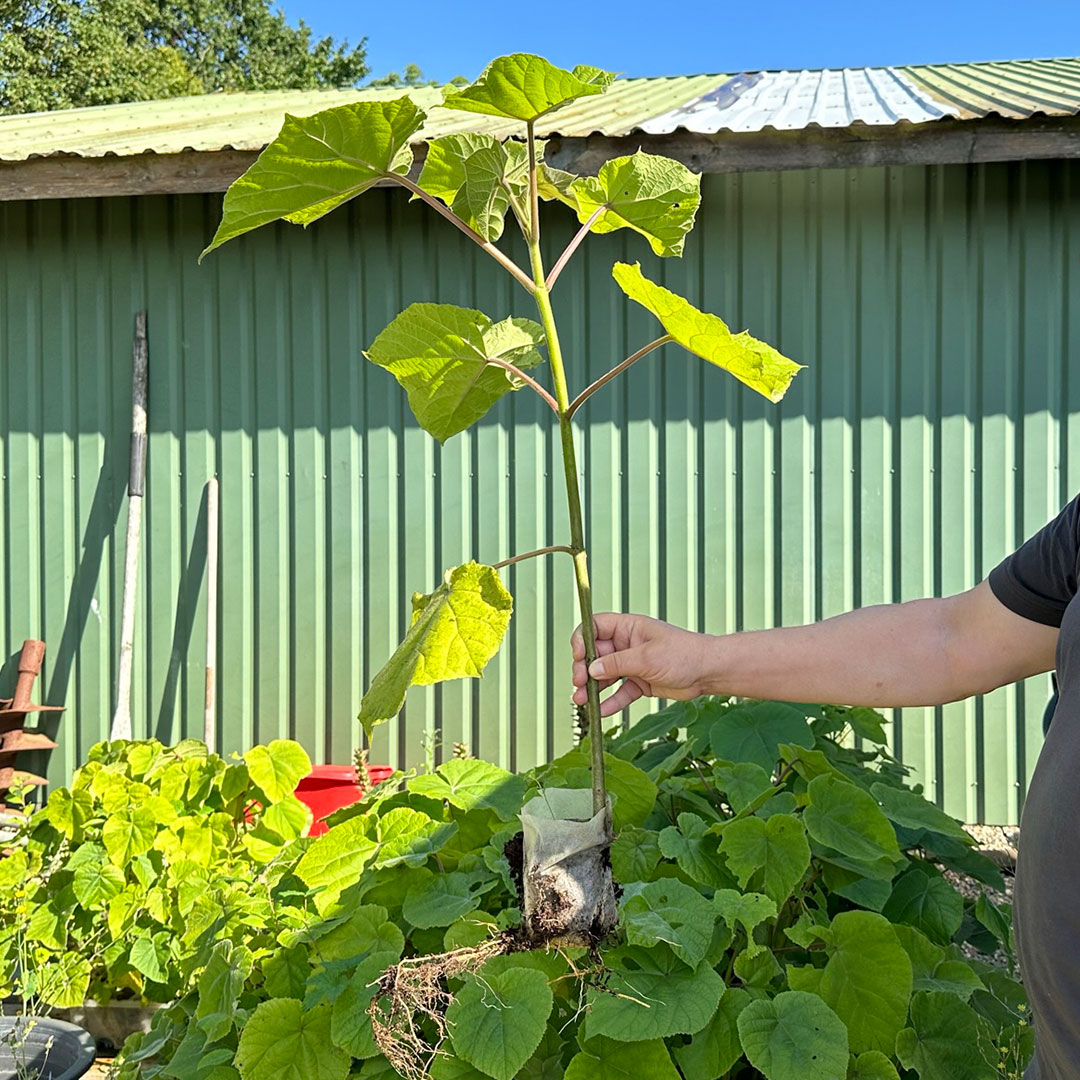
[520,788,616,945]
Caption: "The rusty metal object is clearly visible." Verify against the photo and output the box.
[0,639,62,792]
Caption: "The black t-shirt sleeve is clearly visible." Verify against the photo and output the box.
[988,494,1080,628]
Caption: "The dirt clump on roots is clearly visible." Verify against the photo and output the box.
[370,830,617,1079]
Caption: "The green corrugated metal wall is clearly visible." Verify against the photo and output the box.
[2,161,1076,825]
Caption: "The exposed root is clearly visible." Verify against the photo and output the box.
[368,934,517,1080]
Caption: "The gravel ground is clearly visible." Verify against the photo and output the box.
[950,824,1019,970]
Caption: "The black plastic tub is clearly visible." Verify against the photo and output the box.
[0,1016,96,1080]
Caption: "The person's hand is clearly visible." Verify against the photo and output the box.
[571,613,713,716]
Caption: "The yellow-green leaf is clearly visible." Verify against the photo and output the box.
[440,54,614,123]
[365,303,546,443]
[358,562,512,735]
[202,97,425,258]
[568,153,701,257]
[612,262,804,401]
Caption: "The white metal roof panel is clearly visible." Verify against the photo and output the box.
[641,67,952,134]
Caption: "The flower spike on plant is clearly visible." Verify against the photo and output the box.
[201,52,804,950]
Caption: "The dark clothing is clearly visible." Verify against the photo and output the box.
[988,494,1080,1080]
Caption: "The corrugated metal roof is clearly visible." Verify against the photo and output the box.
[0,75,723,162]
[1,58,1079,164]
[641,67,947,133]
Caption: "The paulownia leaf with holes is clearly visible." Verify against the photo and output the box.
[613,262,803,402]
[564,153,701,256]
[365,304,546,443]
[358,562,513,735]
[737,991,849,1080]
[202,97,425,257]
[439,53,614,122]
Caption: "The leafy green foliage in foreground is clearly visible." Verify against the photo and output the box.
[46,699,1029,1080]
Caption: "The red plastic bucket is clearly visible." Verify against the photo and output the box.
[294,764,393,836]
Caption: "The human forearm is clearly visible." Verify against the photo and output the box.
[695,598,964,708]
[572,581,1058,716]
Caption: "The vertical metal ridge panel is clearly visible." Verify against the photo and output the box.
[2,162,1076,824]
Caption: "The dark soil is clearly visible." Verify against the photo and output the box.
[503,832,525,911]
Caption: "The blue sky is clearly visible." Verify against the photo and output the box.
[287,0,1080,84]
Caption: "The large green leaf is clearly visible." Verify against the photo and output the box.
[72,857,126,908]
[620,879,718,968]
[803,775,903,865]
[358,562,513,734]
[408,758,526,820]
[895,992,997,1080]
[102,805,157,865]
[202,98,424,257]
[881,866,964,945]
[719,813,811,904]
[816,911,913,1054]
[658,812,731,887]
[586,946,724,1041]
[610,826,662,881]
[447,966,554,1080]
[373,806,459,868]
[710,702,814,772]
[712,761,774,813]
[566,1037,680,1080]
[244,740,312,804]
[314,903,405,961]
[673,987,751,1080]
[567,153,701,256]
[613,262,803,402]
[235,999,350,1080]
[870,783,971,844]
[440,54,614,122]
[294,813,378,889]
[365,305,546,444]
[402,868,495,928]
[737,991,849,1080]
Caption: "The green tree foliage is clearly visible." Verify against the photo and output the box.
[0,0,370,114]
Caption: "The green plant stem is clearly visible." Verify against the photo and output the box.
[566,335,673,418]
[392,174,535,294]
[527,122,607,818]
[492,545,575,570]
